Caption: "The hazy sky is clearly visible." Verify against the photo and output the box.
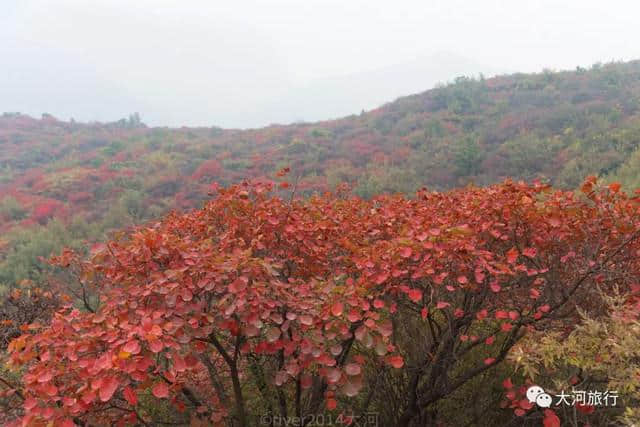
[2,0,639,128]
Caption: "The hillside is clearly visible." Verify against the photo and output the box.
[2,60,640,288]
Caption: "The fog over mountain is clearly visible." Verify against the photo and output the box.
[248,52,506,126]
[2,0,639,128]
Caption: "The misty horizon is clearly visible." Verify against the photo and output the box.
[3,0,640,128]
[3,55,631,130]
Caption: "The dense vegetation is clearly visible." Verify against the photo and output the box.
[2,178,640,426]
[2,60,640,426]
[3,61,640,291]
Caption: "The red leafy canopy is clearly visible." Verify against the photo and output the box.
[7,178,640,426]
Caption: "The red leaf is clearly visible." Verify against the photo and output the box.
[37,371,53,383]
[331,302,344,317]
[543,409,561,427]
[123,386,138,406]
[506,247,519,264]
[495,310,508,319]
[436,301,450,309]
[181,288,193,302]
[172,353,187,372]
[229,278,247,293]
[345,363,361,376]
[149,339,164,353]
[152,382,169,399]
[374,272,389,285]
[502,378,513,389]
[123,340,141,355]
[609,182,621,193]
[421,307,428,319]
[576,403,595,414]
[521,398,540,410]
[483,357,496,365]
[99,377,119,402]
[407,289,422,303]
[347,309,361,322]
[81,390,96,404]
[301,374,313,389]
[43,383,58,397]
[387,355,404,368]
[299,315,313,326]
[399,247,412,258]
[24,397,38,410]
[326,398,337,410]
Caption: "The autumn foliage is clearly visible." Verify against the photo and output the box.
[31,201,65,225]
[5,62,640,293]
[3,177,640,426]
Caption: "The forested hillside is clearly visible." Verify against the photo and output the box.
[3,60,640,289]
[3,60,640,427]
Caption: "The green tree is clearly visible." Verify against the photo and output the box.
[0,197,27,221]
[453,136,484,178]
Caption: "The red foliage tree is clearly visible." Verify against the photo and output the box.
[67,192,93,204]
[4,178,640,426]
[191,159,223,181]
[31,200,64,224]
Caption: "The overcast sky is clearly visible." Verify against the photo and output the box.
[2,0,639,128]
